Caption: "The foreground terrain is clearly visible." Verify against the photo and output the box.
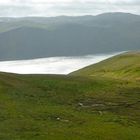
[0,52,140,140]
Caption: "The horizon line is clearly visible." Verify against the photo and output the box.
[0,12,139,18]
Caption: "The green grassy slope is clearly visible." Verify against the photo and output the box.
[0,52,140,140]
[70,51,140,80]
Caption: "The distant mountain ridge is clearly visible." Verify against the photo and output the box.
[0,12,140,60]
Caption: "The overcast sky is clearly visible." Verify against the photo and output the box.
[0,0,140,17]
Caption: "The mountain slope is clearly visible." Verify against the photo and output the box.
[0,52,140,139]
[70,52,140,80]
[0,12,140,60]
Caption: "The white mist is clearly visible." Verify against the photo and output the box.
[0,52,122,74]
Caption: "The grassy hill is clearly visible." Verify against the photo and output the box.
[70,51,140,80]
[0,52,140,139]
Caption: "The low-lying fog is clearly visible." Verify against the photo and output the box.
[0,52,122,74]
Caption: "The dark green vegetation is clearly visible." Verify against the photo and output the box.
[0,12,140,60]
[0,52,140,139]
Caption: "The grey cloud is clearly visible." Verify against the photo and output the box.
[0,5,34,17]
[42,2,140,16]
[0,0,140,17]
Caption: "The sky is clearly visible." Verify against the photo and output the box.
[0,0,140,17]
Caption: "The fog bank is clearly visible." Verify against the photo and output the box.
[0,53,122,74]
